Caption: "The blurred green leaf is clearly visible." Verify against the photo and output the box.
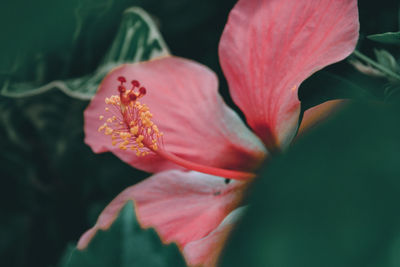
[59,201,186,267]
[374,49,399,74]
[368,31,400,45]
[384,83,400,101]
[221,101,400,267]
[0,90,146,266]
[0,7,169,99]
[351,50,400,84]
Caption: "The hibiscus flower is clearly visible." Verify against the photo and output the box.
[78,0,359,266]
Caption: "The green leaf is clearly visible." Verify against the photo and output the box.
[367,31,400,45]
[1,7,169,99]
[0,89,148,266]
[374,49,399,74]
[221,102,400,267]
[59,201,186,267]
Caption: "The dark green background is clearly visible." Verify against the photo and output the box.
[0,0,399,266]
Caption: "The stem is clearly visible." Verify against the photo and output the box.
[155,149,255,181]
[353,50,400,81]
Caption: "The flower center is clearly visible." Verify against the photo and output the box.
[96,76,255,181]
[97,76,163,156]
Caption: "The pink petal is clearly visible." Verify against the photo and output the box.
[183,207,245,267]
[78,170,247,252]
[297,100,346,136]
[84,56,267,174]
[219,0,359,150]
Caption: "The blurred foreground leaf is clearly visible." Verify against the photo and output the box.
[221,101,400,267]
[59,201,186,267]
[368,31,400,45]
[1,7,169,99]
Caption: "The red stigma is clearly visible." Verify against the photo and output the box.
[118,85,126,93]
[129,93,137,101]
[131,80,140,87]
[118,76,126,83]
[139,87,147,95]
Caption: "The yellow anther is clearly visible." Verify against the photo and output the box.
[99,115,104,120]
[98,125,105,132]
[141,104,149,112]
[107,118,113,123]
[152,144,158,151]
[98,122,108,131]
[122,140,129,146]
[105,107,109,111]
[136,151,141,156]
[144,120,153,127]
[112,140,117,146]
[130,126,139,135]
[119,132,130,140]
[105,127,113,135]
[136,135,144,143]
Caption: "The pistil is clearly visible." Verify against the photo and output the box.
[98,77,162,156]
